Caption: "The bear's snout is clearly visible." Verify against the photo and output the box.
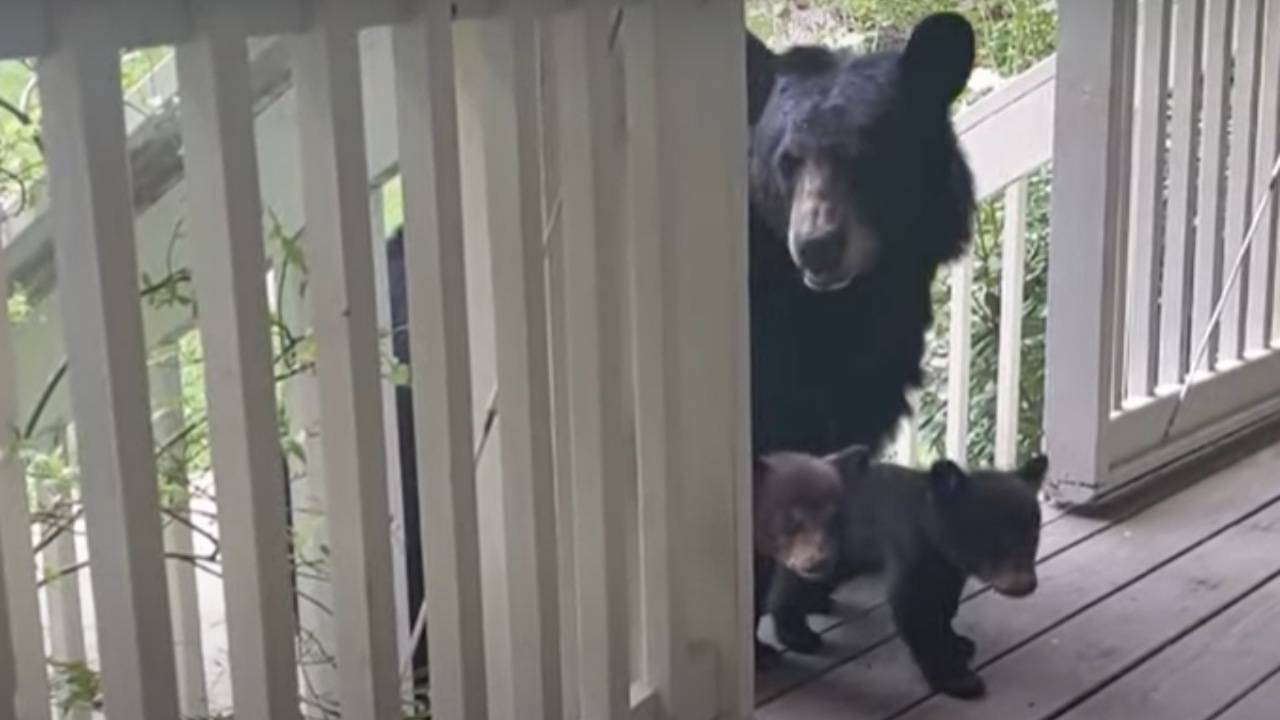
[796,231,845,275]
[783,533,838,580]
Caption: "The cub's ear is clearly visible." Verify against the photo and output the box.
[1019,454,1050,489]
[747,31,779,126]
[901,11,976,108]
[752,454,775,491]
[825,443,872,481]
[928,459,970,500]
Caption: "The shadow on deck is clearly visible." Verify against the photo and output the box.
[754,427,1280,720]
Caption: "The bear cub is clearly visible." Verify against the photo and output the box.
[757,445,1048,699]
[752,451,847,671]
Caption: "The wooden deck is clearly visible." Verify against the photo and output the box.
[753,435,1280,720]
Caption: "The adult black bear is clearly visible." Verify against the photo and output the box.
[744,13,977,459]
[760,445,1048,699]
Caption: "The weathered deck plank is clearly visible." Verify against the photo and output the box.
[1215,668,1280,720]
[756,443,1280,720]
[1056,574,1280,719]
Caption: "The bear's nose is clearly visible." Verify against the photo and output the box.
[796,231,844,274]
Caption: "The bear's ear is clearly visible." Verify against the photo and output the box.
[825,443,873,481]
[1018,454,1050,489]
[752,454,775,490]
[928,459,970,500]
[747,31,779,126]
[901,12,976,108]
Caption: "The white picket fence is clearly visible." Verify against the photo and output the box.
[0,2,752,720]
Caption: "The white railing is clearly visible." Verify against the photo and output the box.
[1046,0,1280,503]
[0,3,752,720]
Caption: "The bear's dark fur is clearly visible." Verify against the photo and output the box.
[766,446,1048,699]
[744,14,977,458]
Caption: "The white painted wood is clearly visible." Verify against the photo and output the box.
[1246,0,1280,353]
[454,12,563,720]
[42,426,88,720]
[0,0,47,59]
[151,356,208,719]
[622,4,684,712]
[554,3,631,718]
[391,5,490,719]
[535,22,581,720]
[39,35,180,720]
[0,244,50,720]
[1219,0,1266,365]
[367,186,413,702]
[1191,0,1235,365]
[624,2,752,717]
[945,255,974,463]
[0,518,16,720]
[1254,0,1280,343]
[186,0,307,37]
[47,0,189,54]
[175,29,303,720]
[290,22,401,719]
[1158,0,1205,386]
[1043,0,1137,502]
[995,180,1028,467]
[1124,0,1172,399]
[955,57,1056,201]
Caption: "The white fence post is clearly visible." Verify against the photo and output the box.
[392,3,491,719]
[0,244,50,720]
[291,14,401,718]
[454,9,563,720]
[177,23,307,719]
[40,22,181,719]
[1044,0,1137,503]
[151,352,209,719]
[625,1,752,717]
[555,3,632,718]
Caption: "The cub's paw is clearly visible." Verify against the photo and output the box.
[803,592,836,615]
[774,618,824,655]
[754,642,782,673]
[929,668,986,700]
[951,634,977,662]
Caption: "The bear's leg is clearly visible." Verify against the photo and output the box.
[754,552,782,672]
[767,567,824,654]
[889,561,984,699]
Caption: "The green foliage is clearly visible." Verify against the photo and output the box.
[746,0,1057,466]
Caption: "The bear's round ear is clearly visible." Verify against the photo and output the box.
[1019,454,1050,489]
[747,31,779,126]
[928,459,970,500]
[752,453,775,490]
[901,12,976,109]
[825,443,872,480]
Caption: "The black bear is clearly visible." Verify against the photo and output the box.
[744,13,977,459]
[751,450,847,671]
[766,445,1048,699]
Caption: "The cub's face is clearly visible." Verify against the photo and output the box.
[753,452,846,581]
[927,455,1049,598]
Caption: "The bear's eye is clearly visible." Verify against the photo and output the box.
[780,510,803,534]
[777,150,801,182]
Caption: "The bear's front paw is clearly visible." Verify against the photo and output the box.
[755,641,782,673]
[774,616,824,654]
[929,667,986,700]
[951,634,977,662]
